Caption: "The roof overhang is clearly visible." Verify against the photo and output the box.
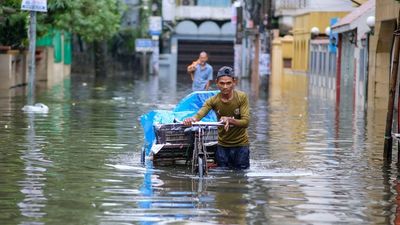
[331,0,375,33]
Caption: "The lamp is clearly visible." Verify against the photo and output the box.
[366,16,375,35]
[233,1,241,7]
[311,27,320,39]
[325,27,331,36]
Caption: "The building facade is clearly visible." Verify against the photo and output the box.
[332,0,375,109]
[368,0,400,110]
[161,0,235,83]
[273,0,355,73]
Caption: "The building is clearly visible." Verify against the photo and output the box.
[331,0,375,109]
[273,0,355,73]
[161,0,235,83]
[368,1,399,110]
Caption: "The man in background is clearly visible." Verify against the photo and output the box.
[187,51,213,91]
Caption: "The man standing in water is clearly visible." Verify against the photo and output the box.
[187,51,213,91]
[183,66,250,169]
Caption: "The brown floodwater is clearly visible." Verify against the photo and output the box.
[0,71,398,225]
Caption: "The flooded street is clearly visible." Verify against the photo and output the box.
[0,71,397,225]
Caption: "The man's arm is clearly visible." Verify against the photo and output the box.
[187,60,199,81]
[187,65,195,81]
[183,97,214,126]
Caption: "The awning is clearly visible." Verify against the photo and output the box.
[331,0,375,33]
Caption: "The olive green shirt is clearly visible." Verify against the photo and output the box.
[194,90,250,147]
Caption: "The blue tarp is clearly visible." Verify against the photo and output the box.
[140,91,219,155]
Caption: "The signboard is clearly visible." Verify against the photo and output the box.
[149,16,162,36]
[259,53,270,76]
[328,18,339,54]
[151,36,159,75]
[21,0,47,12]
[135,39,153,52]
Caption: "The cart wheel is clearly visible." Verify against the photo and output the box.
[198,156,204,178]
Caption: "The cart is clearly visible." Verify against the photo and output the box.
[149,122,221,176]
[140,91,220,176]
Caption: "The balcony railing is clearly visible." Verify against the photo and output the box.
[176,0,232,8]
[275,0,309,10]
[174,0,232,20]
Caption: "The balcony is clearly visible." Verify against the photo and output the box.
[275,0,309,16]
[176,0,231,7]
[174,0,232,20]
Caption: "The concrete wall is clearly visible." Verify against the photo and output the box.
[0,50,27,90]
[0,47,70,91]
[46,47,67,88]
[281,35,294,65]
[368,0,400,110]
[271,36,283,86]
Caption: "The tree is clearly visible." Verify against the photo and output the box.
[43,0,123,77]
[0,1,27,48]
[0,0,123,48]
[42,0,122,42]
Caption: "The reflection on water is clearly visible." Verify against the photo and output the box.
[0,71,397,224]
[18,114,52,223]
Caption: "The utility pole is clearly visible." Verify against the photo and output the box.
[21,0,47,106]
[248,0,261,93]
[251,32,260,93]
[27,11,37,106]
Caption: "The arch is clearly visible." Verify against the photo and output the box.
[198,21,220,35]
[175,20,198,35]
[221,22,235,35]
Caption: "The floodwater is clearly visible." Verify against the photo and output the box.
[0,71,398,225]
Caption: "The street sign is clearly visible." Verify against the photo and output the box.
[135,39,153,52]
[21,0,47,12]
[149,16,162,36]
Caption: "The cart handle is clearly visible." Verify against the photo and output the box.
[191,121,224,127]
[170,119,223,127]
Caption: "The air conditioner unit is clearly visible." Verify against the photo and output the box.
[181,0,195,6]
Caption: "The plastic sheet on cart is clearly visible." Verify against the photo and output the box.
[140,91,219,155]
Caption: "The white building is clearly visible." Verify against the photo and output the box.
[161,0,235,82]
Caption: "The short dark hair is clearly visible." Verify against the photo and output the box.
[216,66,234,80]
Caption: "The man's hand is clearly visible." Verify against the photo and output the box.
[183,117,197,126]
[187,65,196,72]
[187,60,199,72]
[220,116,234,131]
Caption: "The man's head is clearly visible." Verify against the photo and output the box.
[198,51,208,65]
[216,66,235,95]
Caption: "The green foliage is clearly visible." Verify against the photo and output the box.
[0,12,27,48]
[1,0,21,8]
[41,0,122,42]
[0,0,123,47]
[0,0,28,48]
